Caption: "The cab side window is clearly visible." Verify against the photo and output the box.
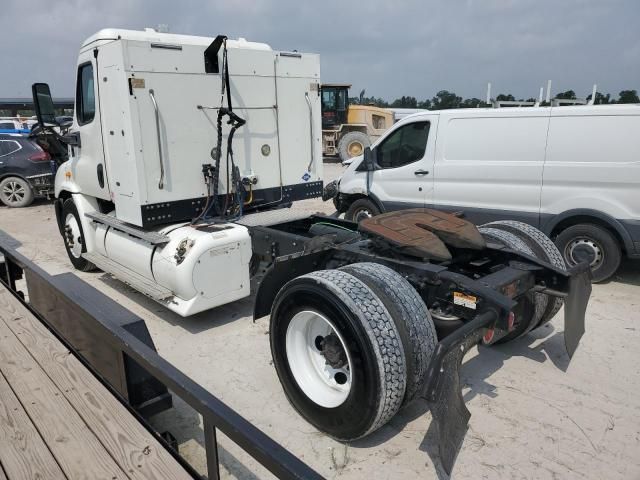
[377,121,430,169]
[76,63,95,125]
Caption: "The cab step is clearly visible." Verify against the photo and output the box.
[82,252,174,301]
[85,212,170,245]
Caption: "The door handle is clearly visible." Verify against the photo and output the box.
[414,169,429,176]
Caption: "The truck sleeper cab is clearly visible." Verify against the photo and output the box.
[332,104,640,282]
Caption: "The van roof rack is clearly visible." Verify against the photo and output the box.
[485,82,599,108]
[490,100,536,108]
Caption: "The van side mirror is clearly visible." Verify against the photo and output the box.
[356,146,378,172]
[32,83,57,127]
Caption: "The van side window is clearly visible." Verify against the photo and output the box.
[76,63,96,125]
[377,121,430,168]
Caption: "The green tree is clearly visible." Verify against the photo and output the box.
[390,96,418,108]
[431,90,462,110]
[496,93,515,101]
[555,90,577,100]
[460,97,483,108]
[586,91,612,104]
[617,90,639,104]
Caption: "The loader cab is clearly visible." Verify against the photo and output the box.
[321,84,350,128]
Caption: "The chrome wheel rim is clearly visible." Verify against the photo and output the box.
[565,237,603,269]
[2,181,26,205]
[354,208,373,223]
[285,310,352,408]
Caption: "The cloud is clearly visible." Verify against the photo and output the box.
[1,0,638,101]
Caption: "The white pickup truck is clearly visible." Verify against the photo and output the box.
[327,104,640,282]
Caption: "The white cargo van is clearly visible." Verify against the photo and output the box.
[328,104,640,282]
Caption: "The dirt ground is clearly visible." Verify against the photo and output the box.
[1,161,639,479]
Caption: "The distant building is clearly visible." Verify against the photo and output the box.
[0,97,74,117]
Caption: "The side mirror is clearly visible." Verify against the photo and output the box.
[32,83,57,127]
[356,146,378,172]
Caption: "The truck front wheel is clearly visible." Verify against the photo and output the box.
[345,198,380,223]
[61,198,95,272]
[270,269,406,441]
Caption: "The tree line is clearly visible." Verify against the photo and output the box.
[350,89,640,109]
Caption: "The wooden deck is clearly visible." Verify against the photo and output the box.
[0,286,192,480]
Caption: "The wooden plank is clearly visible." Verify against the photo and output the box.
[0,309,129,479]
[0,287,190,480]
[0,372,67,480]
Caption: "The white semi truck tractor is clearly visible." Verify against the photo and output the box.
[31,28,592,474]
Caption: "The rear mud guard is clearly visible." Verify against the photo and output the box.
[422,311,496,474]
[563,263,592,357]
[422,263,592,474]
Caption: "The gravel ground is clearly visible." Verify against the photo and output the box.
[1,160,639,479]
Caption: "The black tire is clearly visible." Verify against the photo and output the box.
[478,227,542,341]
[0,177,34,207]
[270,269,406,440]
[483,220,565,328]
[340,262,436,404]
[554,224,621,283]
[345,197,380,223]
[338,131,371,163]
[61,198,96,272]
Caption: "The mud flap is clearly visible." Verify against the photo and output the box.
[563,264,592,358]
[422,311,496,475]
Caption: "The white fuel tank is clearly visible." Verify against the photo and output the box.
[98,222,252,316]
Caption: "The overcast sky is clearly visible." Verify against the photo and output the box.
[2,0,638,101]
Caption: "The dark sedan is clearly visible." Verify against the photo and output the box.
[0,134,54,207]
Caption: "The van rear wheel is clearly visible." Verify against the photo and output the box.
[270,269,406,440]
[555,224,621,283]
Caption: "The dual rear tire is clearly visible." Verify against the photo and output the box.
[479,220,566,341]
[269,263,436,440]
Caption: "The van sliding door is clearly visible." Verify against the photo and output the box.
[432,110,550,226]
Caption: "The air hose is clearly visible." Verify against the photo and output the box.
[199,35,246,223]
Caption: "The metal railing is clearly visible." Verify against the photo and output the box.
[0,233,323,480]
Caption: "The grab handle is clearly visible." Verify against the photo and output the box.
[305,92,314,173]
[149,89,165,189]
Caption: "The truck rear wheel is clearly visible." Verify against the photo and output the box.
[338,131,371,162]
[61,198,96,272]
[484,221,566,328]
[270,269,406,440]
[340,262,436,404]
[554,223,621,283]
[479,227,542,341]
